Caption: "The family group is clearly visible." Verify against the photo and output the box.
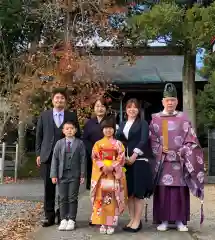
[35,83,204,234]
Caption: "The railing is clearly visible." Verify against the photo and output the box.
[0,142,19,184]
[208,129,215,176]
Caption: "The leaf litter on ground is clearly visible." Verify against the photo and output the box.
[0,198,43,240]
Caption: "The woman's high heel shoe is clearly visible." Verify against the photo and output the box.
[123,221,133,231]
[125,221,142,233]
[123,225,130,231]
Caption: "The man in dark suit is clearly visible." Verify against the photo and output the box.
[35,88,80,227]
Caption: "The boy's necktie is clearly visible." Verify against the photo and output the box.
[68,141,71,152]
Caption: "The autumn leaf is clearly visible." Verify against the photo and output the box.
[0,199,43,240]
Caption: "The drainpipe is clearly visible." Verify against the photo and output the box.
[120,98,123,124]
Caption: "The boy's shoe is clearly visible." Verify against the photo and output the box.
[100,225,107,234]
[66,219,75,231]
[157,221,168,231]
[66,219,76,231]
[106,226,115,235]
[58,219,68,231]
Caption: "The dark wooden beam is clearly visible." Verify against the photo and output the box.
[115,81,206,92]
[76,46,184,56]
[116,82,169,92]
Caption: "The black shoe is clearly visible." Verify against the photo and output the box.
[89,221,95,226]
[41,218,55,227]
[125,221,142,233]
[122,225,130,231]
[55,209,61,225]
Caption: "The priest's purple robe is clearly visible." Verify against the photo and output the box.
[149,111,204,224]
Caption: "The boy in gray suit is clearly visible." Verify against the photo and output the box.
[50,121,86,231]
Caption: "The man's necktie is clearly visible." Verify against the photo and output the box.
[56,113,61,127]
[68,141,71,152]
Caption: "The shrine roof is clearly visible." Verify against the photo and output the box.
[92,55,206,84]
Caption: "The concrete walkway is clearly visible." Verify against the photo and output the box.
[0,179,44,201]
[189,185,215,240]
[1,181,215,240]
[33,191,194,240]
[0,179,86,201]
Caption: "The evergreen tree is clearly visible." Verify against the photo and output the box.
[120,0,215,127]
[196,53,215,135]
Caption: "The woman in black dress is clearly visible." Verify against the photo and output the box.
[116,98,153,232]
[83,97,109,190]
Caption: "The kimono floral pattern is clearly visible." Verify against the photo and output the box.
[90,137,128,226]
[149,111,204,200]
[103,193,112,205]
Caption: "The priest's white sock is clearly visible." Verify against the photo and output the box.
[176,221,185,227]
[161,221,168,226]
[176,221,188,231]
[157,221,168,231]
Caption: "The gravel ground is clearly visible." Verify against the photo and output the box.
[0,179,43,231]
[0,179,84,238]
[0,198,41,227]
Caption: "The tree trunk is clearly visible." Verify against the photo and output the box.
[17,33,40,166]
[18,114,26,166]
[182,46,196,129]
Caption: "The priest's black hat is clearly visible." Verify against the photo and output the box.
[163,83,177,98]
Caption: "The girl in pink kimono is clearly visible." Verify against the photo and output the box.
[90,117,127,235]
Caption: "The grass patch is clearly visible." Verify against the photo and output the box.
[5,148,209,179]
[18,152,40,179]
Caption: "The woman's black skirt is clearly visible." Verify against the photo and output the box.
[125,159,154,199]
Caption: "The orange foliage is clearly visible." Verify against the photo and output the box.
[11,42,115,125]
[8,0,125,124]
